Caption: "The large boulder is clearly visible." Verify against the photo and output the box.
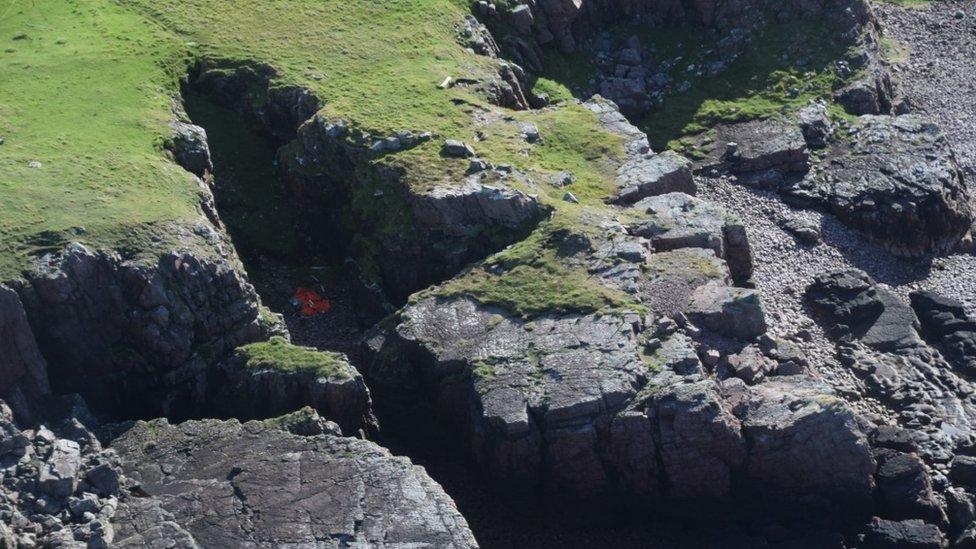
[806,270,922,352]
[168,121,213,177]
[715,118,810,176]
[612,151,695,204]
[910,290,976,376]
[110,417,477,548]
[686,282,767,340]
[730,379,876,509]
[798,116,972,257]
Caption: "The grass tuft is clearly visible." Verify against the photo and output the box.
[236,336,352,379]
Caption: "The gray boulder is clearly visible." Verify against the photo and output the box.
[806,270,922,352]
[442,139,476,158]
[111,418,477,548]
[716,118,810,175]
[732,379,875,507]
[38,439,82,499]
[613,151,695,204]
[797,102,833,149]
[863,518,947,548]
[724,344,776,384]
[800,115,972,257]
[910,290,976,376]
[876,450,944,523]
[687,282,767,340]
[168,121,213,177]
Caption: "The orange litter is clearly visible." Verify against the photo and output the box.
[294,287,332,316]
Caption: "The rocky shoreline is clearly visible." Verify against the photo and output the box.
[3,0,976,547]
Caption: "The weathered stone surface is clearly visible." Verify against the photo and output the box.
[876,450,944,523]
[863,517,947,548]
[778,215,822,245]
[411,178,542,238]
[652,379,745,499]
[612,150,695,204]
[798,116,972,256]
[168,121,213,177]
[0,284,50,424]
[911,290,976,376]
[807,270,922,352]
[637,248,730,317]
[686,282,767,340]
[111,418,477,548]
[113,498,200,549]
[797,102,833,149]
[365,291,873,516]
[627,192,753,282]
[443,139,476,158]
[716,118,810,175]
[15,245,272,420]
[731,378,876,508]
[38,439,82,498]
[724,344,776,384]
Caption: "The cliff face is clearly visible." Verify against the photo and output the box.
[0,285,50,425]
[10,245,272,420]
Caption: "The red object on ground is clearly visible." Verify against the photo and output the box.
[294,287,332,316]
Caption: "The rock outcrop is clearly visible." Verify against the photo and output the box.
[806,270,922,352]
[498,0,875,54]
[910,290,976,377]
[626,192,754,283]
[210,337,377,437]
[110,417,477,548]
[364,292,874,515]
[794,116,972,257]
[0,285,50,425]
[280,111,545,303]
[12,245,272,420]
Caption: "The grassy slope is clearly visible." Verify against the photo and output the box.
[0,0,201,279]
[534,20,856,151]
[1,0,637,317]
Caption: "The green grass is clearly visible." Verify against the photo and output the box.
[183,91,301,260]
[435,213,640,318]
[0,0,202,279]
[534,19,857,151]
[122,0,494,139]
[0,0,633,309]
[236,336,352,379]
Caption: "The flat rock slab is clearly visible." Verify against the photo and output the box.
[705,118,810,175]
[111,419,476,548]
